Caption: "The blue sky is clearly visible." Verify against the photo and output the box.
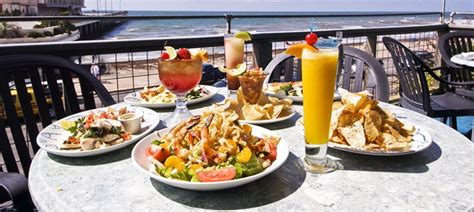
[85,0,473,11]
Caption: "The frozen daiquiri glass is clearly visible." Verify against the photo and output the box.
[285,32,340,173]
[221,32,252,94]
[158,46,208,127]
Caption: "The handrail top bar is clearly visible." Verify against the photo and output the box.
[0,12,442,21]
[0,23,447,56]
[449,11,474,23]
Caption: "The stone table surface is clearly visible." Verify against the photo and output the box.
[29,88,474,211]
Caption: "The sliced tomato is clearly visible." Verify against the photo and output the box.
[145,145,170,162]
[196,167,236,182]
[263,142,277,161]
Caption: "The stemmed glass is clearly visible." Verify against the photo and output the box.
[158,58,202,127]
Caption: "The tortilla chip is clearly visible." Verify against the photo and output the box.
[242,104,264,121]
[364,110,382,142]
[338,121,366,148]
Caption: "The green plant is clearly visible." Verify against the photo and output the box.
[0,22,24,39]
[27,31,44,38]
[43,31,53,37]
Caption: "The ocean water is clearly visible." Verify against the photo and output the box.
[100,11,444,40]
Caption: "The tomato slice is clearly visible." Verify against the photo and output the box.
[197,167,236,182]
[145,145,170,162]
[263,142,277,161]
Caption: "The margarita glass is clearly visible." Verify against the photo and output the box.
[158,58,202,127]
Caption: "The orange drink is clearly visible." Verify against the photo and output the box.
[284,35,340,174]
[302,48,339,145]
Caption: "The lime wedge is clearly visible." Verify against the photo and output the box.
[234,31,252,41]
[164,46,177,59]
[230,63,247,76]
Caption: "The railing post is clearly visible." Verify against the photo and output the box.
[367,35,377,58]
[440,0,446,23]
[225,14,233,34]
[252,41,273,69]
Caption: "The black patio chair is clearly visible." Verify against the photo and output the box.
[264,46,390,102]
[0,54,116,211]
[438,31,474,98]
[383,37,474,129]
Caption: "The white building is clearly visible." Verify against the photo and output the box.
[0,0,84,16]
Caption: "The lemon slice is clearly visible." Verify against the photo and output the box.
[164,46,177,59]
[60,120,75,130]
[284,43,317,59]
[230,63,247,76]
[218,66,229,73]
[234,31,252,41]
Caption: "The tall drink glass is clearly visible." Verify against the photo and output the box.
[224,33,245,93]
[158,58,202,127]
[302,44,339,173]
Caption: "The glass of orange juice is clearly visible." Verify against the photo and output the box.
[302,40,340,173]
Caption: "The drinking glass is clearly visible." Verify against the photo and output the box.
[224,33,245,93]
[238,73,267,104]
[302,40,340,173]
[158,58,202,127]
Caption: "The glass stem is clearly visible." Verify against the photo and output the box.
[176,94,188,111]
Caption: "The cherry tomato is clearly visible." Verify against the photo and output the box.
[305,32,318,45]
[146,145,170,162]
[263,142,277,161]
[161,52,170,60]
[197,167,236,182]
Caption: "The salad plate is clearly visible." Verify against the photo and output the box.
[124,85,218,109]
[132,122,289,191]
[265,82,341,102]
[37,106,160,157]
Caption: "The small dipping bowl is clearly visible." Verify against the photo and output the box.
[118,110,143,134]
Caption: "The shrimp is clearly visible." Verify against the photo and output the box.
[167,116,201,153]
[201,113,221,164]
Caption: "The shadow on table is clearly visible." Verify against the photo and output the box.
[48,144,133,166]
[260,112,302,131]
[151,153,305,210]
[329,141,442,173]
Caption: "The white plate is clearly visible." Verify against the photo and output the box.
[36,106,160,157]
[131,125,289,191]
[124,85,218,109]
[451,53,474,67]
[266,92,303,103]
[239,110,296,125]
[265,92,340,103]
[297,118,433,156]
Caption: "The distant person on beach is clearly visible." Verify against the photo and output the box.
[90,63,101,81]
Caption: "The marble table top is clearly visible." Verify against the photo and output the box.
[29,88,474,211]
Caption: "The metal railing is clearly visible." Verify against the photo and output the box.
[0,11,443,33]
[449,11,474,23]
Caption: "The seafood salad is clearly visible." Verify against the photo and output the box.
[59,107,133,151]
[266,82,303,97]
[139,85,210,104]
[145,111,280,182]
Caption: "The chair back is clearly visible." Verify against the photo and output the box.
[382,37,432,113]
[0,55,115,175]
[264,46,390,102]
[438,31,474,83]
